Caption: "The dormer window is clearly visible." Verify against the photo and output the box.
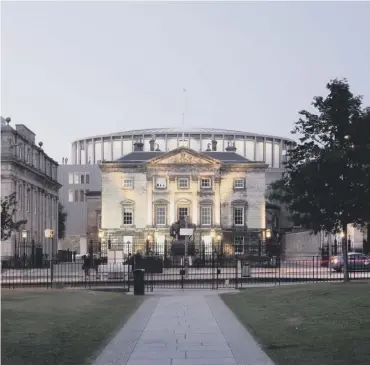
[155,177,167,189]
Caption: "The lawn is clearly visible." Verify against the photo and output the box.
[1,289,143,365]
[221,282,370,365]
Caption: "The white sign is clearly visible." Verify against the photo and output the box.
[44,229,55,238]
[180,228,194,236]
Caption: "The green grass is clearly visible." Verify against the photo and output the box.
[1,289,143,365]
[221,282,370,365]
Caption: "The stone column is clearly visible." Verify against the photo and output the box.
[147,178,153,226]
[169,176,176,223]
[191,176,199,225]
[214,177,221,226]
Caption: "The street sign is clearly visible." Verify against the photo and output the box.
[180,228,194,236]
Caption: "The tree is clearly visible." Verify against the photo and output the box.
[58,202,68,240]
[1,193,27,241]
[268,79,370,282]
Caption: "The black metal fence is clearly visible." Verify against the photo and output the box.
[2,255,370,290]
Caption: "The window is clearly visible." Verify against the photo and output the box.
[19,144,23,160]
[201,178,212,188]
[18,185,23,210]
[200,206,212,226]
[80,174,85,184]
[234,236,244,254]
[123,207,133,225]
[155,177,167,189]
[233,207,244,226]
[26,189,30,212]
[178,207,189,220]
[123,178,134,189]
[155,206,166,226]
[74,173,80,184]
[74,189,79,202]
[34,191,37,214]
[178,177,189,189]
[179,139,188,147]
[80,190,85,202]
[86,173,90,184]
[27,148,32,164]
[234,179,245,189]
[68,189,74,202]
[68,173,74,184]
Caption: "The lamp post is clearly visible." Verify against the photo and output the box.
[146,234,152,256]
[210,229,215,252]
[22,230,27,266]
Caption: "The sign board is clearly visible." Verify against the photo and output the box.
[180,228,194,236]
[44,229,55,238]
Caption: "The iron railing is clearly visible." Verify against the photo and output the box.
[2,255,370,290]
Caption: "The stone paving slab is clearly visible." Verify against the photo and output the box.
[91,297,159,365]
[93,290,275,365]
[206,294,275,365]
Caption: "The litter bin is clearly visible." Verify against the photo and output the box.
[242,263,251,278]
[133,269,145,295]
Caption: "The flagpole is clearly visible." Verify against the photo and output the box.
[182,88,186,141]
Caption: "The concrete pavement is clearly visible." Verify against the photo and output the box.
[92,290,274,365]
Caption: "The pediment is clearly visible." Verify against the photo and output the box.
[120,199,135,205]
[148,147,220,166]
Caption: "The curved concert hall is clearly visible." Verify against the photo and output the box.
[72,127,294,168]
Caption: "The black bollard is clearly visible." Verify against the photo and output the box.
[133,269,145,295]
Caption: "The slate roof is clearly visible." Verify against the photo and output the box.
[114,150,251,164]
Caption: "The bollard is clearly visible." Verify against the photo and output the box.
[133,269,145,295]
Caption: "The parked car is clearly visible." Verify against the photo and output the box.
[329,253,370,272]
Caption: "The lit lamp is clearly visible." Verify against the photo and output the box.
[22,230,27,264]
[266,229,272,239]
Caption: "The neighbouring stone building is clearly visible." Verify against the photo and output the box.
[99,139,269,258]
[1,117,61,259]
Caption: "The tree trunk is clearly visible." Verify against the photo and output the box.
[342,224,350,282]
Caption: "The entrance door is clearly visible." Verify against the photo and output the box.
[203,235,213,257]
[178,207,189,221]
[123,236,133,257]
[156,235,165,256]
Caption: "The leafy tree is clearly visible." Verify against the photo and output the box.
[1,193,27,240]
[268,79,370,282]
[58,202,68,239]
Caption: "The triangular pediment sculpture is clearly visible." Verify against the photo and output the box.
[148,147,220,165]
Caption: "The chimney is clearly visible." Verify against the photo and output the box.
[211,138,217,151]
[149,136,156,152]
[225,141,237,152]
[133,138,144,152]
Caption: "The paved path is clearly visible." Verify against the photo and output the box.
[92,290,274,365]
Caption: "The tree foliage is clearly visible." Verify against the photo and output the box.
[268,79,370,281]
[58,202,68,239]
[1,193,27,240]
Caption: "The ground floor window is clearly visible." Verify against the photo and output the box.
[233,236,244,254]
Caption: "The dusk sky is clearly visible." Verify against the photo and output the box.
[2,1,370,163]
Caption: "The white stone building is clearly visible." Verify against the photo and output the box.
[1,117,61,259]
[100,139,268,257]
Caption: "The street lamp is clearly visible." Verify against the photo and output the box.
[266,229,272,239]
[22,230,27,265]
